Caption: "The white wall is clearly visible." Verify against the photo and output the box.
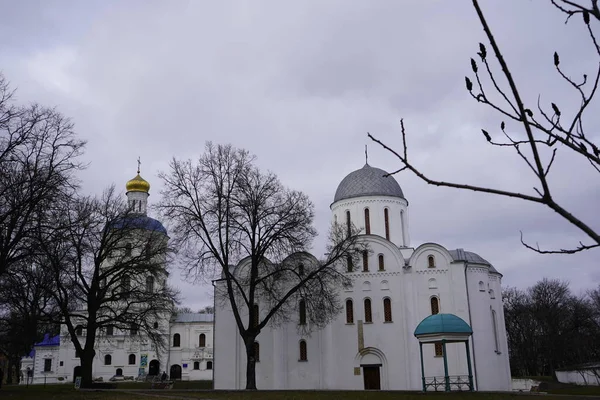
[556,369,600,386]
[168,320,214,381]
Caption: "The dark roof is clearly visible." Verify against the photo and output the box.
[449,248,501,275]
[109,215,168,235]
[414,313,473,336]
[333,164,405,203]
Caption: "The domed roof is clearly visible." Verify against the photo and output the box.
[126,173,150,194]
[414,313,473,337]
[109,215,168,236]
[333,163,405,203]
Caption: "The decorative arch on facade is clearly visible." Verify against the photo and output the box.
[361,235,406,268]
[489,289,496,299]
[479,281,485,291]
[362,281,371,291]
[380,280,389,290]
[408,243,454,269]
[428,278,437,289]
[354,347,389,389]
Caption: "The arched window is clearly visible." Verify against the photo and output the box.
[431,297,440,315]
[298,263,304,276]
[130,323,138,336]
[434,342,444,357]
[364,298,372,323]
[253,342,260,362]
[252,304,259,328]
[400,210,406,246]
[384,208,390,240]
[346,256,353,273]
[128,354,136,365]
[362,251,369,272]
[116,368,123,376]
[299,340,307,361]
[199,333,206,347]
[378,254,385,271]
[153,322,159,329]
[299,300,306,325]
[490,289,496,299]
[125,243,132,257]
[492,309,499,352]
[346,299,354,324]
[104,354,112,365]
[346,210,351,237]
[479,281,485,291]
[106,326,114,336]
[364,208,371,235]
[146,276,155,293]
[193,361,200,370]
[173,333,180,347]
[428,255,435,268]
[207,361,213,370]
[383,298,393,322]
[75,325,83,336]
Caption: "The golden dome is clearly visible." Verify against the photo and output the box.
[126,173,150,193]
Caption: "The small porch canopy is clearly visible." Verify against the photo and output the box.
[414,313,474,392]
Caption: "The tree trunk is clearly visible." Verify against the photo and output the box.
[244,337,257,390]
[79,349,96,388]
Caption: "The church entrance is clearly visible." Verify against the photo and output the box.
[362,365,381,390]
[149,360,160,376]
[170,364,182,380]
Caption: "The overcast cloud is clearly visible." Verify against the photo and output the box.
[1,0,598,310]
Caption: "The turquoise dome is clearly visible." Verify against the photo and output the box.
[414,313,473,336]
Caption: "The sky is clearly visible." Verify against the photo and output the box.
[1,0,598,311]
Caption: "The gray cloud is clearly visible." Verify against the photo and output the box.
[1,0,598,309]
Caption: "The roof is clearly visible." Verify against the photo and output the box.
[172,313,214,323]
[449,248,501,275]
[35,333,60,347]
[414,313,473,336]
[109,215,168,236]
[333,164,405,203]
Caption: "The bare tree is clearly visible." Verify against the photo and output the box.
[37,186,178,387]
[369,0,600,254]
[158,142,366,390]
[0,73,85,277]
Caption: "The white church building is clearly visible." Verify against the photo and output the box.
[21,172,214,384]
[213,163,512,391]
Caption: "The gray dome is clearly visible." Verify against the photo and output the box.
[333,164,405,203]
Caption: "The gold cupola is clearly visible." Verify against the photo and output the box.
[126,158,150,194]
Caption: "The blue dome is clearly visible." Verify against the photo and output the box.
[414,313,473,337]
[334,164,405,203]
[109,215,168,235]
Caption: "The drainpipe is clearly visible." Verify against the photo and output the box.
[211,279,217,389]
[464,263,479,390]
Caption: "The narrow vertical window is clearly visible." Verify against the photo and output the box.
[75,325,83,336]
[193,361,200,370]
[383,298,392,322]
[146,276,155,292]
[299,300,306,325]
[129,354,136,365]
[44,359,52,372]
[173,333,180,347]
[428,255,435,268]
[106,326,113,336]
[492,309,499,352]
[364,208,370,235]
[346,299,354,323]
[378,254,385,271]
[125,243,132,257]
[199,333,206,347]
[299,340,307,361]
[253,342,260,362]
[104,354,112,365]
[130,323,138,335]
[207,361,213,370]
[431,297,440,315]
[346,210,351,237]
[298,263,304,276]
[364,299,372,323]
[400,210,406,246]
[384,208,390,240]
[434,342,444,357]
[362,251,369,272]
[346,256,353,273]
[252,304,259,328]
[121,276,130,294]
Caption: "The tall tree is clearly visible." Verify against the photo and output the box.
[158,142,365,390]
[0,73,85,277]
[37,187,178,387]
[369,0,600,254]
